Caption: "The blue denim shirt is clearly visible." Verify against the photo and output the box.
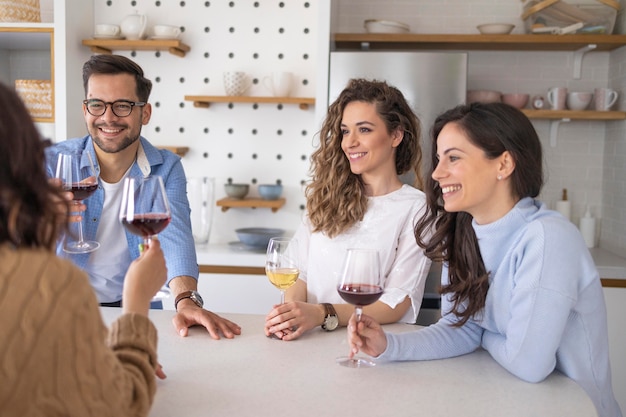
[45,136,199,301]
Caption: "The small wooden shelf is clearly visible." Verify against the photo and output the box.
[184,95,315,110]
[157,146,189,157]
[333,33,626,51]
[217,197,286,213]
[82,38,190,57]
[521,109,626,120]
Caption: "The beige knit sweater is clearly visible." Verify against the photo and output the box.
[0,245,158,417]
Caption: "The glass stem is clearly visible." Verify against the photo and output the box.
[280,290,285,305]
[75,201,85,244]
[355,306,363,322]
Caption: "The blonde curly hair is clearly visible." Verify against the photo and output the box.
[306,78,423,238]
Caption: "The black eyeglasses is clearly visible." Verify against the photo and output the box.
[83,99,146,117]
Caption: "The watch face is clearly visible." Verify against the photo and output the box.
[190,291,204,307]
[325,315,339,331]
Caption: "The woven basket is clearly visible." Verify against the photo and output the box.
[0,0,41,22]
[15,80,52,119]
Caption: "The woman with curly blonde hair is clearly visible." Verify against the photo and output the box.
[265,78,432,340]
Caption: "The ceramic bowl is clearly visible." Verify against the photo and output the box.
[467,90,502,104]
[364,19,410,34]
[224,183,249,199]
[477,23,515,35]
[235,227,285,249]
[258,184,283,200]
[566,92,593,111]
[502,93,530,109]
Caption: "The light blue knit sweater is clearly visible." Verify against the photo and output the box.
[380,197,622,417]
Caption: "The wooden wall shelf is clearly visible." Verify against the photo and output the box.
[521,109,626,120]
[184,95,315,110]
[157,146,189,157]
[217,197,286,213]
[332,33,626,51]
[82,38,190,57]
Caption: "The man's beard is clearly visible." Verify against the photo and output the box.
[91,125,140,154]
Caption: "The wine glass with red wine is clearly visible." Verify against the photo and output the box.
[55,151,100,254]
[119,175,172,299]
[336,248,383,368]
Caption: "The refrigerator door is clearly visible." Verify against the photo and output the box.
[328,51,468,178]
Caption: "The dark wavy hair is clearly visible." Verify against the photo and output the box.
[0,82,68,248]
[82,54,152,102]
[414,102,544,326]
[306,78,423,237]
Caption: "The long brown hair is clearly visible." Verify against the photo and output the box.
[415,102,544,326]
[306,78,423,237]
[0,82,68,249]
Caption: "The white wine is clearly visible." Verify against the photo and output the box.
[266,267,299,290]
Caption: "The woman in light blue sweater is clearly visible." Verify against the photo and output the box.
[347,102,621,417]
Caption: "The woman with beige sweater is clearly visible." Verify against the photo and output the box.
[0,81,167,416]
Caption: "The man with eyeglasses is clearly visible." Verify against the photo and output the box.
[45,54,241,344]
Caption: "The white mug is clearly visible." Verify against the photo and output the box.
[547,87,568,110]
[94,24,120,37]
[153,24,181,39]
[594,88,618,111]
[223,71,252,96]
[263,71,293,97]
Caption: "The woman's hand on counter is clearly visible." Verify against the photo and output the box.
[264,301,325,341]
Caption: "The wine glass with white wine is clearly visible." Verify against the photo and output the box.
[336,248,383,368]
[265,237,299,305]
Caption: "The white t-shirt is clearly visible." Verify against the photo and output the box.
[293,184,432,323]
[87,175,131,303]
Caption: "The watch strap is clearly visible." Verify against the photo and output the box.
[174,290,202,311]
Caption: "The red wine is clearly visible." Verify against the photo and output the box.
[338,284,383,306]
[121,214,171,237]
[70,183,98,201]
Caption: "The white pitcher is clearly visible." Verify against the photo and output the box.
[120,12,147,40]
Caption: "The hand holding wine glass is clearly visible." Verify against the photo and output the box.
[55,151,100,254]
[336,248,383,368]
[265,237,299,305]
[119,175,172,300]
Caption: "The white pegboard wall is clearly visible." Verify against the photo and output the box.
[93,0,319,243]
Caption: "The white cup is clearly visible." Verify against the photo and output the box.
[263,71,293,97]
[187,177,215,245]
[94,24,120,37]
[153,24,181,39]
[566,91,592,111]
[223,71,252,96]
[594,88,618,111]
[547,87,568,110]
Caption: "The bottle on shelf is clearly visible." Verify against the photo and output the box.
[579,206,596,248]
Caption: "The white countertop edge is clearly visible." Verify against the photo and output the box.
[196,243,626,280]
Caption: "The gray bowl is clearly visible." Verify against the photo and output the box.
[235,227,285,249]
[224,183,249,199]
[258,184,283,200]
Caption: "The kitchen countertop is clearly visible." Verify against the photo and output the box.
[100,308,597,417]
[197,243,626,284]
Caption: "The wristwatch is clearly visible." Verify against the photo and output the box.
[174,290,204,311]
[321,303,339,331]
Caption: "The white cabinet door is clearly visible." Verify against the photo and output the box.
[604,286,626,414]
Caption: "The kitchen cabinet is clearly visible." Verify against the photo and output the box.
[81,38,190,58]
[184,95,315,110]
[603,287,626,414]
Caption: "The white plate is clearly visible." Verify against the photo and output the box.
[93,34,125,40]
[150,35,180,40]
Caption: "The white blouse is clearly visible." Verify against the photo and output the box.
[293,184,432,323]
